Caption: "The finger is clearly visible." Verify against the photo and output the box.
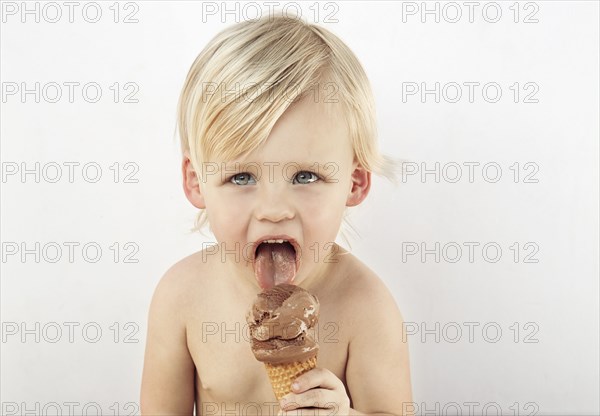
[280,388,339,411]
[291,367,341,393]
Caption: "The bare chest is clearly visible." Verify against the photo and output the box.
[186,298,349,412]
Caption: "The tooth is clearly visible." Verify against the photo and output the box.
[263,239,288,244]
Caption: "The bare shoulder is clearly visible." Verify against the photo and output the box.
[153,250,213,305]
[163,249,212,283]
[335,249,404,326]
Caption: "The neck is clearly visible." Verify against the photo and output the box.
[297,242,346,293]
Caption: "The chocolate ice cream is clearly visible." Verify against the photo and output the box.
[246,283,319,365]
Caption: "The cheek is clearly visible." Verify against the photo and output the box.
[204,191,249,235]
[296,187,347,231]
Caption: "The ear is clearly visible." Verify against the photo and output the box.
[182,150,206,209]
[346,162,371,207]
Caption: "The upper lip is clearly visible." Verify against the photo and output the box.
[252,235,301,266]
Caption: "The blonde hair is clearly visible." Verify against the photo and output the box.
[176,14,401,243]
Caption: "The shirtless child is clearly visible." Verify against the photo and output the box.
[140,14,413,416]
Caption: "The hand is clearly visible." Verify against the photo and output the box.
[278,367,351,415]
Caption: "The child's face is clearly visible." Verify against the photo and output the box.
[183,96,371,288]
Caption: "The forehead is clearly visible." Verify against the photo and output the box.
[239,96,352,165]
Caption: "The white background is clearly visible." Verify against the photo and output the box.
[1,1,598,415]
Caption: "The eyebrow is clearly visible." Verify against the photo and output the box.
[222,162,328,170]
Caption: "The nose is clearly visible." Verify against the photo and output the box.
[253,182,295,222]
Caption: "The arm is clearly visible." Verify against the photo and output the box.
[140,269,196,415]
[279,273,414,416]
[344,276,414,416]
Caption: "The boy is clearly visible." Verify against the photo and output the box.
[141,14,412,416]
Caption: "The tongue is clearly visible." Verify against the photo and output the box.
[254,243,297,290]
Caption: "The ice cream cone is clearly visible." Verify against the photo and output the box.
[247,284,320,401]
[264,355,318,400]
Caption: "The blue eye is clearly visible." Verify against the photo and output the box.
[229,171,320,185]
[230,172,256,186]
[293,171,320,185]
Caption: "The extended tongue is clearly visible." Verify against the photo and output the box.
[253,243,297,290]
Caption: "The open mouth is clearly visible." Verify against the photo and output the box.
[253,240,299,290]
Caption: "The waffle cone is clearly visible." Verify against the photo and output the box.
[264,355,318,400]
